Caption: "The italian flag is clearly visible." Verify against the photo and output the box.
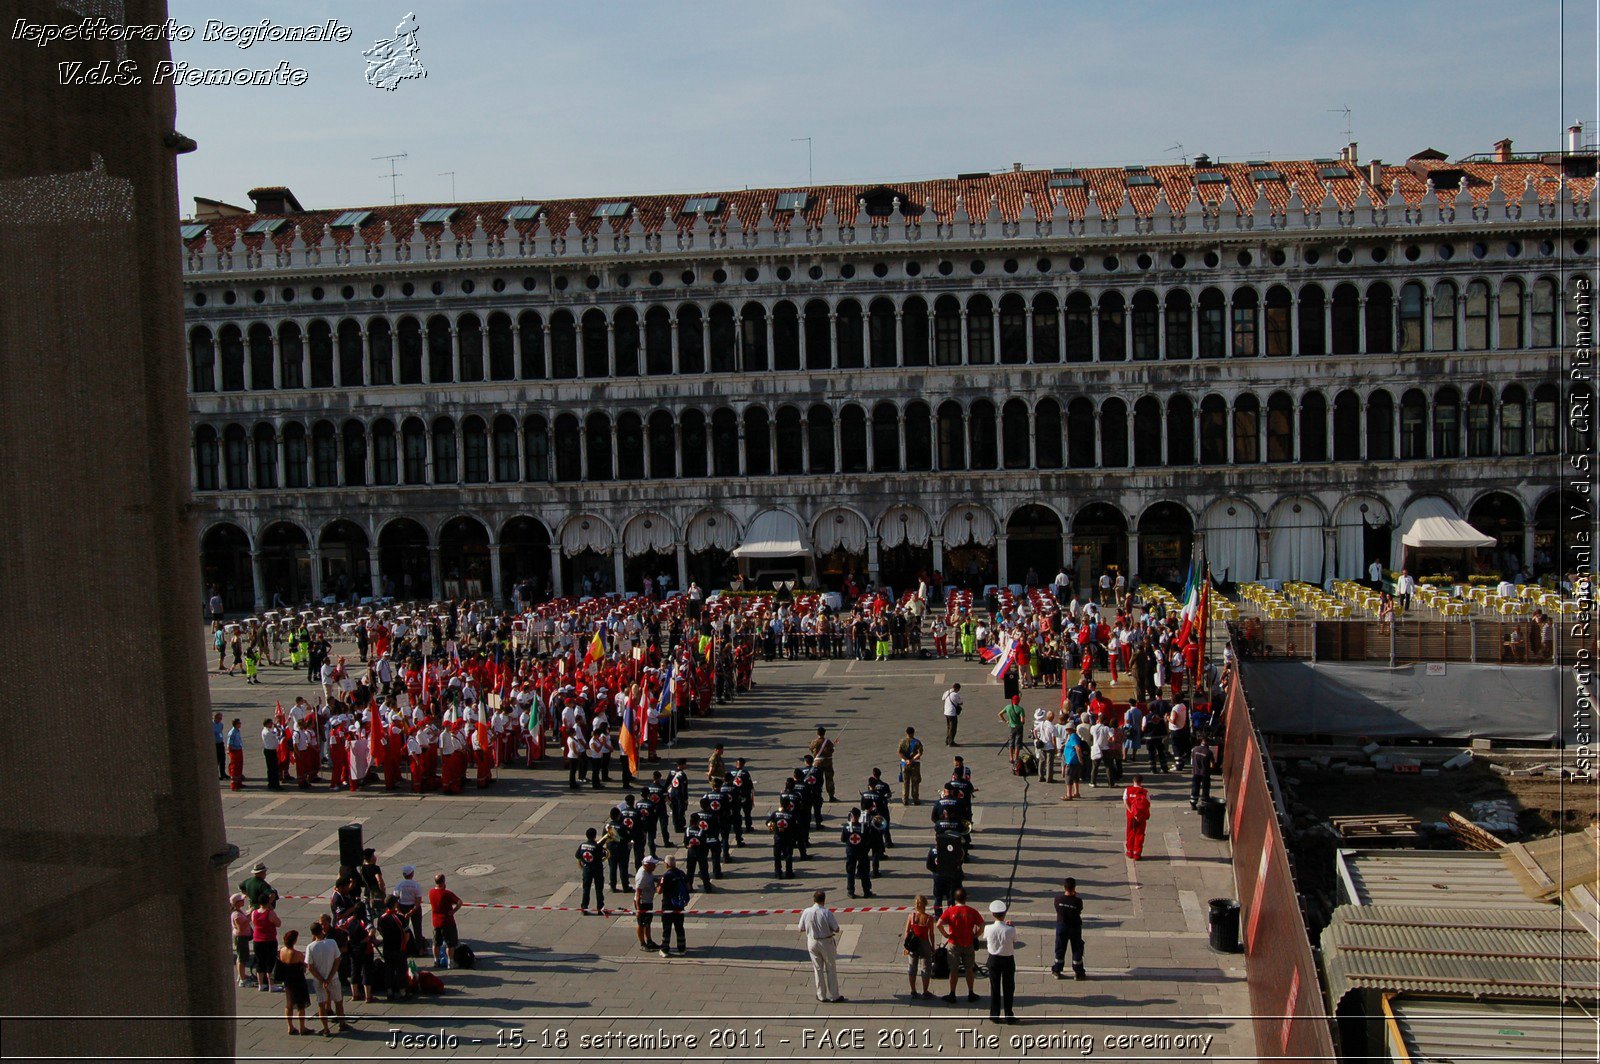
[1176,562,1207,649]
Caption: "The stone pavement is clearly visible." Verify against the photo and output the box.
[212,646,1253,1062]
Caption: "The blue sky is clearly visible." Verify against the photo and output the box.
[168,0,1598,212]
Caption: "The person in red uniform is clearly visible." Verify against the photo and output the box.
[473,721,493,789]
[381,716,405,791]
[1122,775,1151,860]
[328,722,349,791]
[439,722,466,794]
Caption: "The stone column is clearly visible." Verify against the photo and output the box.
[897,414,908,471]
[737,427,747,476]
[450,325,462,381]
[1255,529,1271,581]
[1028,420,1038,469]
[309,547,324,602]
[1487,292,1500,351]
[931,534,944,578]
[1356,298,1368,354]
[894,309,905,366]
[270,333,282,389]
[1157,303,1168,360]
[488,542,504,606]
[866,535,881,583]
[990,310,1001,365]
[959,309,970,364]
[611,550,625,595]
[764,312,775,371]
[548,544,565,597]
[828,313,840,369]
[1093,411,1103,467]
[368,546,383,599]
[1292,402,1302,462]
[1290,298,1301,355]
[250,550,266,610]
[675,541,689,593]
[578,425,590,482]
[996,533,1010,587]
[1160,409,1169,466]
[767,420,778,474]
[669,311,680,374]
[1025,307,1035,362]
[1322,300,1333,354]
[800,417,811,472]
[428,546,442,601]
[1190,304,1200,359]
[1522,527,1536,573]
[1420,295,1433,352]
[512,322,523,373]
[1090,309,1101,361]
[1322,528,1337,586]
[864,419,876,471]
[1127,532,1141,579]
[455,424,466,483]
[609,422,620,479]
[1123,307,1133,362]
[606,321,616,378]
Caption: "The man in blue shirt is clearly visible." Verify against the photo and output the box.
[213,712,227,781]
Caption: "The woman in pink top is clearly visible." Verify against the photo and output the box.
[249,898,281,992]
[229,893,253,987]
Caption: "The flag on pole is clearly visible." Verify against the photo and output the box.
[583,629,606,669]
[1176,561,1202,649]
[619,697,640,776]
[990,633,1018,679]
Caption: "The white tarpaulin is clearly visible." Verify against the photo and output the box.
[1399,496,1494,549]
[943,504,998,546]
[878,505,932,548]
[622,512,674,556]
[685,509,738,552]
[733,509,810,558]
[1204,499,1258,584]
[1334,497,1389,580]
[1268,499,1324,584]
[813,508,868,553]
[560,514,614,556]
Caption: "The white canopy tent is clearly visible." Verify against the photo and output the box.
[732,509,811,558]
[1394,496,1494,568]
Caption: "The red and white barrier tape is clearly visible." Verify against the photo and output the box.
[278,893,909,916]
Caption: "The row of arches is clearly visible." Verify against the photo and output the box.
[187,275,1587,391]
[192,382,1582,491]
[197,489,1576,611]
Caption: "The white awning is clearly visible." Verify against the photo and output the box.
[685,509,738,552]
[622,512,674,556]
[878,505,932,548]
[813,508,868,554]
[942,504,998,547]
[560,515,614,556]
[1399,496,1495,549]
[733,510,810,558]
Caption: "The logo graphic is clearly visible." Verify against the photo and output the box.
[363,12,425,91]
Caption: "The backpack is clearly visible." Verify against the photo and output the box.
[1128,789,1151,822]
[416,970,445,995]
[931,945,951,980]
[453,943,476,969]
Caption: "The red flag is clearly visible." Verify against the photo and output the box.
[369,701,383,764]
[619,716,639,777]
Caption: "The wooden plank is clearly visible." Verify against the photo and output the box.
[1446,811,1507,851]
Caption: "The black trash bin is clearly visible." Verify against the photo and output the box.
[1199,797,1227,840]
[1208,898,1240,952]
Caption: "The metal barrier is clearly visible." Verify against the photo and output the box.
[1232,618,1589,666]
[1221,664,1339,1062]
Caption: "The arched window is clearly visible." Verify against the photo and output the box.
[401,418,426,484]
[614,307,640,376]
[312,421,339,486]
[1266,392,1293,462]
[1032,293,1060,363]
[647,412,675,478]
[487,313,514,380]
[549,310,577,378]
[1466,384,1494,457]
[336,319,364,386]
[492,415,518,481]
[190,327,215,392]
[1298,285,1326,355]
[219,325,244,391]
[680,410,708,477]
[1100,398,1129,467]
[1132,397,1162,467]
[709,304,738,373]
[1066,397,1095,468]
[1433,387,1461,459]
[836,300,864,369]
[342,420,367,486]
[398,316,423,383]
[1199,394,1228,465]
[1034,398,1063,468]
[282,423,308,488]
[937,401,966,469]
[1160,290,1191,360]
[584,413,613,480]
[902,297,930,366]
[431,417,458,483]
[552,414,581,481]
[1530,279,1557,348]
[368,318,394,385]
[1064,292,1093,362]
[1497,280,1524,349]
[808,404,836,473]
[967,295,995,364]
[523,415,550,481]
[254,423,279,488]
[1131,291,1159,360]
[1330,284,1360,355]
[371,419,396,484]
[1001,399,1030,469]
[905,401,934,471]
[616,412,644,479]
[1230,287,1259,357]
[1462,281,1489,350]
[250,323,274,389]
[1166,395,1195,465]
[1398,283,1425,352]
[1431,282,1457,351]
[581,309,608,378]
[1500,384,1527,455]
[426,316,453,382]
[804,300,831,369]
[1399,389,1427,459]
[1264,286,1292,356]
[873,402,900,471]
[194,426,219,489]
[968,399,998,469]
[1098,292,1125,361]
[1532,384,1558,454]
[869,298,897,368]
[1367,390,1395,461]
[772,302,800,371]
[740,303,768,371]
[1333,390,1360,461]
[839,405,868,473]
[1300,391,1328,462]
[775,406,804,474]
[223,426,249,489]
[678,305,704,374]
[518,311,545,379]
[742,407,770,475]
[1232,394,1260,464]
[1365,282,1394,354]
[934,296,962,365]
[645,307,673,375]
[456,314,482,382]
[999,294,1027,364]
[1198,288,1226,358]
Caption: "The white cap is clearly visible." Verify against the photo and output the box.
[401,865,415,876]
[989,899,1008,915]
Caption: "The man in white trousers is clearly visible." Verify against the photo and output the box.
[796,889,845,1003]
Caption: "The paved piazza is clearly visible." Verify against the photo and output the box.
[215,646,1250,1062]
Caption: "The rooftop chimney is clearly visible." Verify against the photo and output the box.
[1192,152,1211,168]
[1570,122,1585,153]
[246,186,304,214]
[1012,162,1023,172]
[1494,138,1513,162]
[1367,159,1383,185]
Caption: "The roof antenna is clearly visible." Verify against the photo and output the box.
[1164,143,1187,164]
[1328,106,1353,145]
[374,152,407,205]
[791,137,813,185]
[438,171,456,201]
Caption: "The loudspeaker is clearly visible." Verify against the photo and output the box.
[338,822,364,872]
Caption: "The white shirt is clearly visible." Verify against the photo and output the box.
[305,937,341,983]
[796,903,841,942]
[1033,719,1059,750]
[1368,561,1383,582]
[942,690,964,718]
[1397,574,1416,594]
[983,919,1017,957]
[394,877,424,906]
[261,725,281,751]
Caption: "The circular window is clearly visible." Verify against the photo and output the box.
[401,282,414,296]
[649,271,664,286]
[430,280,444,295]
[1471,242,1488,260]
[713,268,728,284]
[872,262,888,278]
[616,273,630,288]
[1269,248,1286,267]
[335,285,352,301]
[808,265,824,281]
[745,266,760,282]
[1037,257,1052,273]
[1136,253,1153,271]
[1437,243,1455,261]
[937,260,953,276]
[1304,249,1321,265]
[310,286,324,301]
[1575,237,1591,255]
[970,260,986,275]
[521,276,536,291]
[491,278,505,293]
[222,289,236,305]
[1404,245,1421,262]
[251,288,265,304]
[462,279,476,294]
[1203,251,1219,268]
[1170,253,1187,269]
[1069,256,1085,272]
[1336,247,1353,265]
[1505,241,1521,259]
[193,292,207,307]
[839,264,855,279]
[1102,255,1119,272]
[905,261,921,277]
[776,266,792,281]
[1003,258,1019,274]
[554,276,568,291]
[1371,246,1388,263]
[283,288,297,302]
[584,275,599,290]
[1236,251,1253,267]
[1539,239,1555,256]
[681,270,695,285]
